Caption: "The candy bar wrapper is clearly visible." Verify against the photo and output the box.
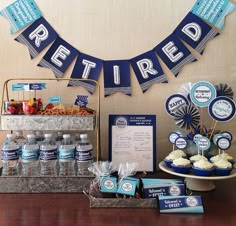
[158,196,204,213]
[141,178,186,198]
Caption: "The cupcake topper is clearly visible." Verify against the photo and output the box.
[208,96,236,139]
[173,130,185,137]
[190,81,216,108]
[221,131,233,141]
[216,137,231,155]
[213,134,223,145]
[193,134,202,144]
[168,132,180,151]
[196,136,211,157]
[175,137,187,150]
[190,81,216,132]
[165,94,189,117]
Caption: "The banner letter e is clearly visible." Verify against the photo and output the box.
[51,45,71,67]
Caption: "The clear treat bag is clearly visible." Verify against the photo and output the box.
[86,161,116,198]
[117,162,140,198]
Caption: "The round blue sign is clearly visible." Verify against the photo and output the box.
[221,131,233,141]
[213,134,223,145]
[165,94,189,117]
[168,132,180,144]
[208,96,235,122]
[175,137,188,150]
[196,136,211,151]
[217,137,231,150]
[190,81,216,107]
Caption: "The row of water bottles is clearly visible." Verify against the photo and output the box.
[1,131,94,176]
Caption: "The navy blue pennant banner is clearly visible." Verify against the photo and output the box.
[154,33,197,77]
[130,50,167,93]
[0,0,42,34]
[38,37,79,78]
[103,60,131,97]
[15,17,58,59]
[174,12,219,55]
[68,53,103,94]
[191,0,236,30]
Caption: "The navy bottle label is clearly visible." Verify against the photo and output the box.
[2,149,19,161]
[40,149,57,160]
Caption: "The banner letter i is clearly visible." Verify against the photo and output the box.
[113,65,120,85]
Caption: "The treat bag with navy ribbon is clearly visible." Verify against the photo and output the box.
[87,161,117,198]
[15,17,58,59]
[173,12,219,55]
[0,0,42,34]
[103,60,131,97]
[117,162,140,198]
[68,53,103,94]
[130,50,167,93]
[38,37,79,78]
[154,33,197,77]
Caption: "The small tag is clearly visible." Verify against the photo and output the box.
[12,84,25,91]
[158,196,204,213]
[29,83,47,90]
[75,95,88,107]
[117,178,137,196]
[49,96,62,104]
[100,176,117,193]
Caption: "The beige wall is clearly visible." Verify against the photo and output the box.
[0,0,235,166]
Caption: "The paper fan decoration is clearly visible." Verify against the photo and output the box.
[174,105,200,130]
[178,82,194,102]
[215,83,234,99]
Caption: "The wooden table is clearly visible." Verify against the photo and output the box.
[0,172,235,226]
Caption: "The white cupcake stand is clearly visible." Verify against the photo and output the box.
[159,161,236,191]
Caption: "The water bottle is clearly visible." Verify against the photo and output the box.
[22,134,39,176]
[1,134,20,176]
[76,134,93,175]
[55,131,63,146]
[35,131,44,146]
[40,134,58,176]
[15,131,26,175]
[58,134,75,176]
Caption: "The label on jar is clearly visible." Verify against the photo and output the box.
[59,149,75,161]
[39,149,57,160]
[2,149,19,161]
[22,149,39,162]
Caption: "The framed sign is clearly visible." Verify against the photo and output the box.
[109,114,156,172]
